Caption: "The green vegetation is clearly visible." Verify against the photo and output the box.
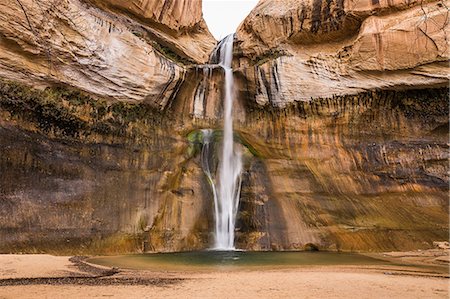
[185,128,265,165]
[151,41,196,66]
[130,27,195,66]
[235,133,263,158]
[252,50,287,66]
[0,80,167,141]
[186,128,264,159]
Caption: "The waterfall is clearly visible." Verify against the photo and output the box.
[216,34,242,250]
[202,34,242,250]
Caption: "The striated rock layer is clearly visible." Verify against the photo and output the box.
[234,88,448,251]
[235,0,449,106]
[0,0,215,105]
[0,82,214,253]
[0,81,447,253]
[173,70,449,251]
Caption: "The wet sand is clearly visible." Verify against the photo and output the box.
[0,251,448,299]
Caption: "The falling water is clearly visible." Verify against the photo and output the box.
[202,34,242,250]
[201,129,219,221]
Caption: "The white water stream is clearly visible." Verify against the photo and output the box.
[203,34,242,250]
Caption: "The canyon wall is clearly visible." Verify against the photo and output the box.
[0,0,216,254]
[234,0,449,105]
[0,0,215,105]
[226,0,449,250]
[234,88,448,251]
[0,0,448,253]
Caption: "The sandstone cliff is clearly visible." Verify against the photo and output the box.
[235,0,449,106]
[93,0,205,31]
[0,0,448,253]
[0,0,215,105]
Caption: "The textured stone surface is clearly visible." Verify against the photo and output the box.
[0,0,448,253]
[97,0,205,31]
[233,88,449,250]
[0,0,215,105]
[235,0,449,107]
[0,82,213,253]
[90,0,216,62]
[237,0,440,56]
[0,82,447,253]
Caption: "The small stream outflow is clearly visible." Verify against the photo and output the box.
[201,34,242,250]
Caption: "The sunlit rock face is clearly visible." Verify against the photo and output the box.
[97,0,205,31]
[0,0,215,105]
[90,0,216,62]
[235,0,449,106]
[0,0,448,253]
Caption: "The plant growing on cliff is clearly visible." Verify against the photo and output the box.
[151,41,196,66]
[0,80,168,142]
[252,50,288,66]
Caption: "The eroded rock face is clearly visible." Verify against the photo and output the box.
[233,88,448,251]
[0,0,215,106]
[90,0,215,62]
[237,0,358,55]
[97,0,204,31]
[0,82,213,254]
[2,80,447,253]
[0,0,448,253]
[235,0,449,106]
[350,2,448,71]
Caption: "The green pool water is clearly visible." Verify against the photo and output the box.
[88,251,388,271]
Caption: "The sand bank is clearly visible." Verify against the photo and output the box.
[0,252,448,299]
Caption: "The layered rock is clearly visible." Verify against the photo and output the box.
[0,81,214,253]
[1,80,447,253]
[169,0,449,251]
[89,0,215,62]
[235,0,449,106]
[0,0,216,253]
[93,0,205,31]
[0,0,448,254]
[234,88,448,251]
[228,0,449,247]
[0,0,215,105]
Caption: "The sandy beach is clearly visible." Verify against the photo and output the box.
[0,252,448,299]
